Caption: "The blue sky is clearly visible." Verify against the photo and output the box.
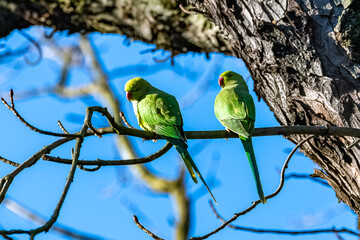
[0,27,357,240]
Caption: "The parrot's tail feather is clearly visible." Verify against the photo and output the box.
[241,138,267,204]
[182,155,198,184]
[175,146,217,204]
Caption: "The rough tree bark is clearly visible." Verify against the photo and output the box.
[1,0,360,215]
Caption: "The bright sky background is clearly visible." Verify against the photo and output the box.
[0,27,357,240]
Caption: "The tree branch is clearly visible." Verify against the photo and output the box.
[0,127,115,205]
[1,90,79,138]
[133,215,164,240]
[285,173,330,187]
[0,156,20,167]
[190,135,316,239]
[3,198,102,240]
[0,100,92,239]
[209,201,358,237]
[43,142,173,166]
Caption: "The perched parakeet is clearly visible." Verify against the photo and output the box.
[214,71,266,204]
[125,77,216,203]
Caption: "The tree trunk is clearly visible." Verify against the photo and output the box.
[186,0,360,214]
[1,0,360,214]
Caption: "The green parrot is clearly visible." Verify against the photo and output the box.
[125,77,216,203]
[214,71,266,204]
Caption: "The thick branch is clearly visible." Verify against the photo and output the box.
[0,0,231,57]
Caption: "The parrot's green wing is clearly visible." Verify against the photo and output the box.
[136,88,216,203]
[214,86,255,138]
[214,85,266,203]
[137,91,184,138]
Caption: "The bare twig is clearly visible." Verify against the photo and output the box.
[78,164,102,172]
[44,28,56,39]
[57,120,70,134]
[0,156,20,167]
[334,231,345,240]
[85,106,122,136]
[0,112,92,239]
[191,135,316,240]
[153,54,172,63]
[119,111,134,129]
[285,173,330,187]
[133,215,164,240]
[27,108,91,239]
[18,31,42,66]
[209,200,358,237]
[0,233,13,240]
[1,91,79,138]
[0,127,115,205]
[43,142,172,166]
[3,198,103,240]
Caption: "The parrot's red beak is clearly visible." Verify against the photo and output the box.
[126,92,132,101]
[218,76,224,87]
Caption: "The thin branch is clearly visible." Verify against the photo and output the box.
[77,164,102,172]
[27,109,89,239]
[119,111,134,129]
[0,156,20,167]
[106,125,360,141]
[334,231,345,240]
[18,31,42,66]
[191,135,316,240]
[1,91,79,138]
[0,127,115,205]
[4,90,360,141]
[133,215,164,240]
[209,201,358,236]
[285,173,330,187]
[0,234,13,240]
[43,142,173,166]
[0,113,92,239]
[3,198,103,240]
[57,120,70,134]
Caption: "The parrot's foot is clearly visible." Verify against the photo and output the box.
[225,128,231,140]
[152,139,158,143]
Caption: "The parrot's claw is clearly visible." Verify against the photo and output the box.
[152,139,158,143]
[225,128,231,140]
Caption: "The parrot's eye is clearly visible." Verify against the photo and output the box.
[218,76,224,87]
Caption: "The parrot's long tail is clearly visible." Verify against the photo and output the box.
[175,146,217,204]
[241,137,267,204]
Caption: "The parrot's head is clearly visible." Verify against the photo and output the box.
[218,71,246,88]
[124,77,152,101]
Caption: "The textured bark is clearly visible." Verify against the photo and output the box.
[0,0,231,57]
[1,0,360,215]
[185,0,360,214]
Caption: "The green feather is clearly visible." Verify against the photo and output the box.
[174,146,217,204]
[214,71,266,204]
[241,138,266,204]
[125,77,217,203]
